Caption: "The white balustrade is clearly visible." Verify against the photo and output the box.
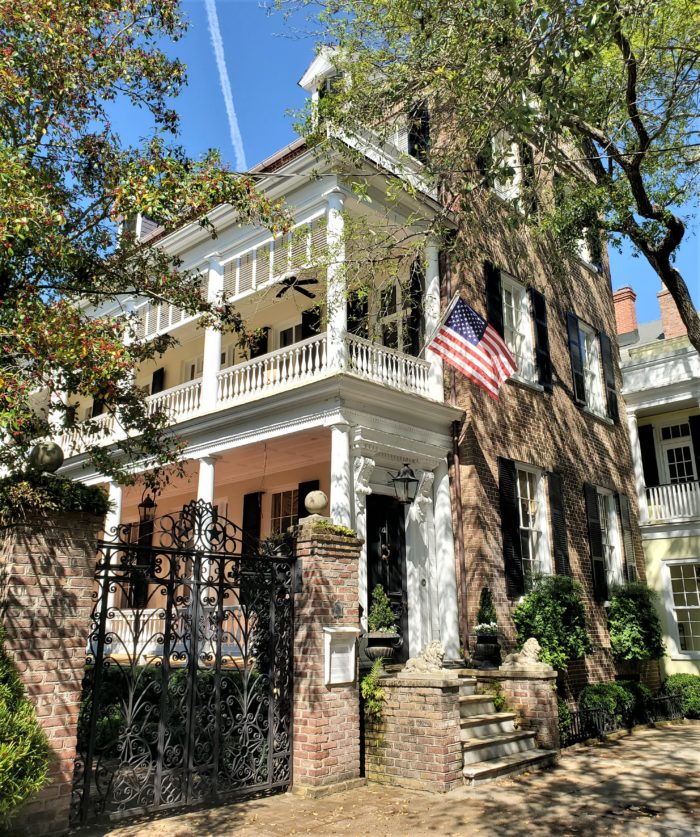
[646,481,700,522]
[345,333,431,397]
[59,411,116,456]
[146,378,202,421]
[217,332,328,404]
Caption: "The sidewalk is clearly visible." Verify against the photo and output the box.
[84,725,700,837]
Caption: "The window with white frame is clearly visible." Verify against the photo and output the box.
[182,356,203,383]
[596,489,624,590]
[668,561,700,653]
[501,274,536,383]
[270,488,299,535]
[516,466,551,587]
[278,323,304,349]
[579,322,605,414]
[660,422,696,484]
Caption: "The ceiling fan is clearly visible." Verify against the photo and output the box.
[276,274,318,300]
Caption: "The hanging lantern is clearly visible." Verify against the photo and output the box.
[388,463,419,505]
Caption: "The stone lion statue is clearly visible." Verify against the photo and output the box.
[501,637,552,671]
[404,641,445,672]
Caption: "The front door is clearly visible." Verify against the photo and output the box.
[366,493,409,662]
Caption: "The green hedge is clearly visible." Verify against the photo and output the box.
[607,583,664,662]
[0,473,110,524]
[512,575,591,670]
[662,673,700,719]
[0,628,51,823]
[578,680,652,726]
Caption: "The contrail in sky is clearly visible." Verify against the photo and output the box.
[204,0,247,171]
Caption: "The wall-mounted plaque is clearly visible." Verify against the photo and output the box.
[323,627,361,686]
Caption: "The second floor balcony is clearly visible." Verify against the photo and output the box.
[58,330,435,457]
[645,480,700,524]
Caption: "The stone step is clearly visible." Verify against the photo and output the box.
[460,712,517,739]
[463,749,557,785]
[458,677,477,696]
[458,694,496,717]
[462,731,537,765]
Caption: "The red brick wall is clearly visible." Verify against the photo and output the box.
[0,513,103,837]
[446,198,645,694]
[293,524,362,790]
[658,287,687,338]
[364,676,463,793]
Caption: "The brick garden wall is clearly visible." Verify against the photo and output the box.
[0,512,103,837]
[293,523,363,793]
[444,193,646,695]
[364,675,464,793]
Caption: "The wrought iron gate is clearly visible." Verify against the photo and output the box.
[71,500,295,827]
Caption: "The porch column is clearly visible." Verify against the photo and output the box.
[424,238,444,401]
[627,410,649,524]
[353,455,375,628]
[433,458,460,660]
[326,190,347,372]
[330,422,352,528]
[200,255,224,412]
[196,455,218,506]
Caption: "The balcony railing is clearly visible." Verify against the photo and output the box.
[58,331,436,456]
[646,480,700,522]
[217,332,327,405]
[345,333,431,397]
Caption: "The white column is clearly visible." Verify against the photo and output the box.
[330,422,352,527]
[326,190,347,372]
[433,458,460,660]
[200,255,224,411]
[104,481,123,541]
[627,411,649,524]
[353,455,375,630]
[104,481,123,610]
[424,239,444,401]
[197,455,218,506]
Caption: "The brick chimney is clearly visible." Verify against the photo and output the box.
[613,286,637,336]
[657,286,687,339]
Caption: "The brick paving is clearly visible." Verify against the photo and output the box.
[82,725,700,837]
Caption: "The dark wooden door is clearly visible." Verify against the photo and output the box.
[366,493,409,662]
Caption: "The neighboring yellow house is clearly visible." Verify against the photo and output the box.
[616,286,700,677]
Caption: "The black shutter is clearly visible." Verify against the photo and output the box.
[616,493,635,581]
[242,491,263,557]
[566,313,586,405]
[91,398,105,417]
[548,472,571,576]
[151,367,165,395]
[301,306,322,339]
[529,288,552,391]
[584,483,608,602]
[346,291,368,337]
[638,424,660,487]
[407,100,430,163]
[249,327,269,359]
[499,457,524,598]
[485,261,504,337]
[297,480,320,522]
[689,415,700,482]
[599,332,619,422]
[407,259,425,357]
[519,142,538,214]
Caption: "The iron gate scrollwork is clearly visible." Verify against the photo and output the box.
[71,500,295,826]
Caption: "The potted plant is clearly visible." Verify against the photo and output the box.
[365,584,402,663]
[471,586,502,667]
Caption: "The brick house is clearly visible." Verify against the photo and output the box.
[54,52,644,694]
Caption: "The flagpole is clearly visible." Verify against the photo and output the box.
[418,291,462,359]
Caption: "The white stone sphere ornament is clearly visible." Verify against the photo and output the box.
[304,490,328,515]
[28,442,65,473]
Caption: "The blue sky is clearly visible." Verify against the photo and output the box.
[118,0,699,325]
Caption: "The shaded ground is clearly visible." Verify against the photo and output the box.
[83,725,700,837]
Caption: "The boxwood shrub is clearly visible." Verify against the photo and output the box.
[662,673,700,719]
[0,627,51,823]
[607,583,664,662]
[578,680,652,727]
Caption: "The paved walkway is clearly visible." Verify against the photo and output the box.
[85,725,700,837]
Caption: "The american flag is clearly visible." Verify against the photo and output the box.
[427,297,517,399]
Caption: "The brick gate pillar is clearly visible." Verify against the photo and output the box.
[292,521,363,795]
[0,512,103,836]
